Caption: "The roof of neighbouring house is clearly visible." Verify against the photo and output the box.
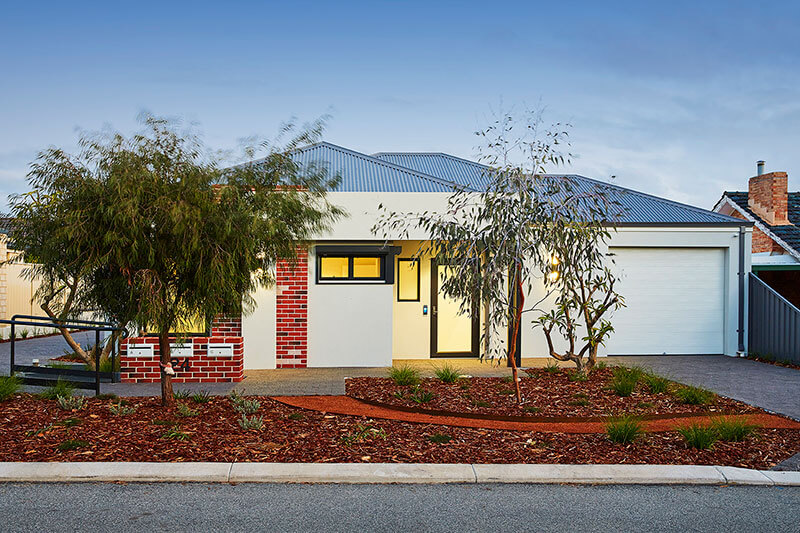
[721,191,800,255]
[240,141,745,225]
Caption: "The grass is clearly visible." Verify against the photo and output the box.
[567,371,589,382]
[427,433,452,444]
[238,414,264,430]
[409,387,435,404]
[543,360,561,374]
[677,423,718,449]
[341,424,387,445]
[642,372,670,394]
[0,375,21,401]
[388,365,420,386]
[56,395,86,411]
[109,402,137,416]
[434,363,461,383]
[173,389,191,400]
[57,439,89,452]
[176,403,198,417]
[674,385,715,405]
[162,427,191,440]
[712,417,759,442]
[191,390,212,403]
[610,367,641,397]
[605,415,645,444]
[39,379,76,400]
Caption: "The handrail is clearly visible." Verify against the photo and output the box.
[10,314,121,328]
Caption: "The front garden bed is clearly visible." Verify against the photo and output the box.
[0,391,798,469]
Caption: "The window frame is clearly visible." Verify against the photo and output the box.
[315,245,400,285]
[396,257,421,302]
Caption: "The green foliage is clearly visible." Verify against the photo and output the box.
[642,372,670,394]
[427,433,452,444]
[434,364,461,383]
[20,329,29,339]
[82,355,120,373]
[409,387,435,404]
[173,389,191,400]
[39,379,76,400]
[151,419,178,426]
[712,417,758,442]
[58,417,82,428]
[287,412,304,421]
[190,390,211,404]
[109,402,137,416]
[605,415,644,444]
[341,424,387,445]
[162,427,191,440]
[523,405,541,414]
[56,395,86,411]
[543,360,561,374]
[27,424,55,437]
[238,414,264,431]
[568,392,591,406]
[47,361,72,369]
[567,371,589,382]
[677,424,717,449]
[0,375,21,401]
[233,398,261,415]
[593,361,608,371]
[473,400,491,408]
[176,403,198,417]
[58,439,89,451]
[675,385,714,405]
[388,365,420,386]
[610,367,641,397]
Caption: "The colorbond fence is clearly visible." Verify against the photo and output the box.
[749,273,800,364]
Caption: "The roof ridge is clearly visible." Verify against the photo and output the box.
[372,151,490,170]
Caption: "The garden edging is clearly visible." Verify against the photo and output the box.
[1,462,798,485]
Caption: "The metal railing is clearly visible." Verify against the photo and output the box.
[748,273,800,364]
[2,314,128,395]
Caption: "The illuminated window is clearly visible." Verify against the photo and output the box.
[397,258,420,301]
[320,256,350,278]
[317,254,384,281]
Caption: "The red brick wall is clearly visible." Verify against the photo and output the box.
[748,172,789,226]
[728,208,784,253]
[275,248,308,368]
[120,316,244,383]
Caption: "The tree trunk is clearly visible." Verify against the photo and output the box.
[158,331,174,406]
[507,273,524,404]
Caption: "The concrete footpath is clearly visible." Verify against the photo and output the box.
[1,462,799,485]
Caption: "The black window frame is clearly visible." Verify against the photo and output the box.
[315,245,400,284]
[396,257,421,302]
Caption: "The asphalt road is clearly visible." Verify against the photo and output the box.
[0,482,798,532]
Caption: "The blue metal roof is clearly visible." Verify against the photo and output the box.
[372,152,489,190]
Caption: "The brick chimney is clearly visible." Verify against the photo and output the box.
[748,161,789,225]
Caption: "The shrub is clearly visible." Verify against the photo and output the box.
[677,423,717,449]
[568,371,588,382]
[20,329,29,339]
[434,363,461,383]
[675,385,714,405]
[341,424,387,445]
[610,367,640,397]
[0,375,21,401]
[605,415,644,444]
[162,427,190,440]
[58,439,89,451]
[39,379,76,400]
[593,361,608,371]
[176,403,198,417]
[233,398,261,415]
[642,373,670,394]
[543,360,560,374]
[238,414,264,431]
[427,433,452,444]
[109,402,137,416]
[191,390,211,403]
[409,387,435,404]
[711,417,758,442]
[56,395,86,411]
[173,389,191,400]
[287,412,304,421]
[388,365,420,386]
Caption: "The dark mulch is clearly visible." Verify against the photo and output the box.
[745,355,800,371]
[0,393,797,469]
[345,368,761,418]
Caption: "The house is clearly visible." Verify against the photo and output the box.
[119,142,751,382]
[713,161,800,307]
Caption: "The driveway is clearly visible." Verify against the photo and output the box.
[0,331,97,369]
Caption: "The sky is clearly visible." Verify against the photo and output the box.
[1,0,799,210]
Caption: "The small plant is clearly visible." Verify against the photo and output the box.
[151,419,178,426]
[459,381,470,390]
[388,365,420,386]
[191,390,211,403]
[712,417,758,442]
[605,415,644,444]
[498,389,515,395]
[233,398,261,415]
[523,368,538,377]
[238,414,265,430]
[636,401,655,410]
[427,433,452,444]
[162,427,191,440]
[677,423,717,449]
[176,403,198,417]
[341,424,387,445]
[392,391,405,400]
[20,329,29,339]
[642,373,670,394]
[58,417,83,428]
[58,439,89,451]
[568,393,591,406]
[593,361,608,371]
[228,390,244,404]
[409,387,434,404]
[26,424,55,437]
[610,367,640,397]
[96,393,118,401]
[568,371,589,382]
[501,375,514,383]
[173,389,191,400]
[523,405,541,414]
[543,360,560,374]
[434,363,461,383]
[0,375,21,401]
[675,385,714,405]
[39,379,76,400]
[56,394,86,411]
[287,412,304,421]
[109,402,137,416]
[473,400,491,408]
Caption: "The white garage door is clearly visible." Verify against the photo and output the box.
[606,247,725,355]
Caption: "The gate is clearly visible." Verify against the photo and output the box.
[748,273,800,364]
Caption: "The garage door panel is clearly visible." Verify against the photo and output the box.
[606,247,724,355]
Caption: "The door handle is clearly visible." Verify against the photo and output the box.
[432,306,437,316]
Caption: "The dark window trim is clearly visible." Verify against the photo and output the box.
[397,258,421,301]
[315,245,401,284]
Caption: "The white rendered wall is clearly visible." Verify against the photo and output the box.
[242,282,277,369]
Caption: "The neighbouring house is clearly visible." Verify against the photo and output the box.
[713,161,800,307]
[120,142,752,383]
[0,223,41,323]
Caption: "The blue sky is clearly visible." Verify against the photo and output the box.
[1,0,799,209]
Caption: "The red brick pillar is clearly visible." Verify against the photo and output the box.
[276,248,308,368]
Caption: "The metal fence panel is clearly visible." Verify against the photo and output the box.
[748,273,800,363]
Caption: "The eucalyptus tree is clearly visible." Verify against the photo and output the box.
[9,115,343,405]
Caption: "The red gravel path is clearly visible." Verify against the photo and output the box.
[272,395,800,434]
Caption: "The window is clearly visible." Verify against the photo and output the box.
[315,245,401,284]
[397,258,420,301]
